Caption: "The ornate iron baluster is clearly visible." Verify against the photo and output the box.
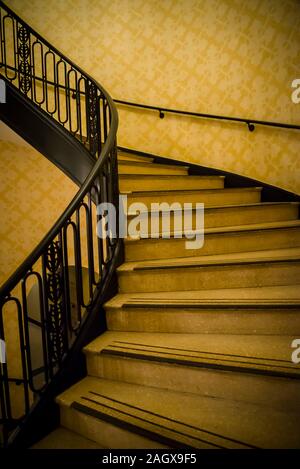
[44,240,67,368]
[17,23,31,95]
[87,81,99,157]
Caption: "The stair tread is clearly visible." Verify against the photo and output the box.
[117,150,154,163]
[127,200,299,216]
[57,376,300,448]
[118,153,154,163]
[118,247,300,271]
[105,285,300,309]
[84,331,300,377]
[125,219,300,242]
[31,427,104,449]
[124,187,262,195]
[118,156,153,164]
[118,160,189,170]
[119,174,225,180]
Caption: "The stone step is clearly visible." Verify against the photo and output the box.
[118,160,189,176]
[126,202,299,233]
[31,427,103,449]
[105,285,300,335]
[119,174,225,192]
[125,187,262,209]
[56,376,300,449]
[124,221,300,261]
[118,248,300,293]
[84,332,300,408]
[118,151,154,164]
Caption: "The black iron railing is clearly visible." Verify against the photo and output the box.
[0,1,119,446]
[114,99,300,132]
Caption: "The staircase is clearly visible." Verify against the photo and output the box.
[1,1,300,451]
[35,149,300,449]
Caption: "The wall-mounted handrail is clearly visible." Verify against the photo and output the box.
[0,0,119,447]
[4,63,297,134]
[114,99,300,133]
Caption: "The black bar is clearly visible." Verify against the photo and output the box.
[0,449,299,468]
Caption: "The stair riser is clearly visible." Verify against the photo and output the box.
[126,190,261,209]
[86,355,300,411]
[118,262,300,293]
[106,308,300,335]
[125,228,300,261]
[118,164,187,176]
[119,177,224,192]
[60,406,167,449]
[127,204,299,234]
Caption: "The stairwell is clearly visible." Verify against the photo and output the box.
[34,149,300,450]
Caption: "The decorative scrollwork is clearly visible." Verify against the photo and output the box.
[89,118,97,135]
[44,240,66,365]
[17,24,31,95]
[19,61,30,75]
[46,273,63,302]
[87,82,99,156]
[19,76,31,93]
[48,303,65,362]
[18,43,30,59]
[45,241,61,272]
[17,25,29,42]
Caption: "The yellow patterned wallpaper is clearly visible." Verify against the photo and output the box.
[0,129,78,415]
[5,0,300,193]
[0,134,77,285]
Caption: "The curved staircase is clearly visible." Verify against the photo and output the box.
[36,149,300,449]
[1,1,299,451]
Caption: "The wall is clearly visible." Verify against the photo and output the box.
[0,129,77,285]
[0,126,79,416]
[5,0,300,193]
